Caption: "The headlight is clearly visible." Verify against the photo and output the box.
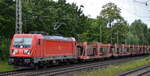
[12,49,19,55]
[24,50,31,55]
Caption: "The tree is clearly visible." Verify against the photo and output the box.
[129,19,149,45]
[0,0,15,38]
[22,0,90,40]
[100,2,123,27]
[111,21,129,44]
[0,0,15,60]
[95,16,108,43]
[95,2,127,44]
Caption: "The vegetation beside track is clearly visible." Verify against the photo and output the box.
[72,56,150,76]
[0,61,15,72]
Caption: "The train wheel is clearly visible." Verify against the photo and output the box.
[34,64,39,70]
[72,59,78,64]
[43,64,48,69]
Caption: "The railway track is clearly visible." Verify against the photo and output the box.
[116,64,150,76]
[0,55,148,76]
[0,68,31,76]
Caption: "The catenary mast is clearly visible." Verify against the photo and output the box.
[15,0,22,34]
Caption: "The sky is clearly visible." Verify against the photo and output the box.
[61,0,150,27]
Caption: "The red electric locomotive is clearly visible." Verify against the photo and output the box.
[9,34,77,67]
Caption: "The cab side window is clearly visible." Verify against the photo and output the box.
[38,39,40,45]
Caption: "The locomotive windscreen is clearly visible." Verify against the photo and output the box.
[44,36,75,41]
[13,37,32,48]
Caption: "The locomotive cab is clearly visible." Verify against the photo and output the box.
[9,34,43,66]
[12,37,32,56]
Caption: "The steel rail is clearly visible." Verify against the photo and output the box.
[116,64,150,76]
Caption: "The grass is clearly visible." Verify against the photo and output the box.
[72,56,150,76]
[0,61,15,72]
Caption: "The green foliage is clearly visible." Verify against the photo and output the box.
[91,2,150,45]
[22,0,89,40]
[0,38,10,61]
[126,32,139,44]
[128,19,149,45]
[100,2,123,27]
[111,21,129,44]
[0,0,14,61]
[91,2,129,44]
[0,0,15,38]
